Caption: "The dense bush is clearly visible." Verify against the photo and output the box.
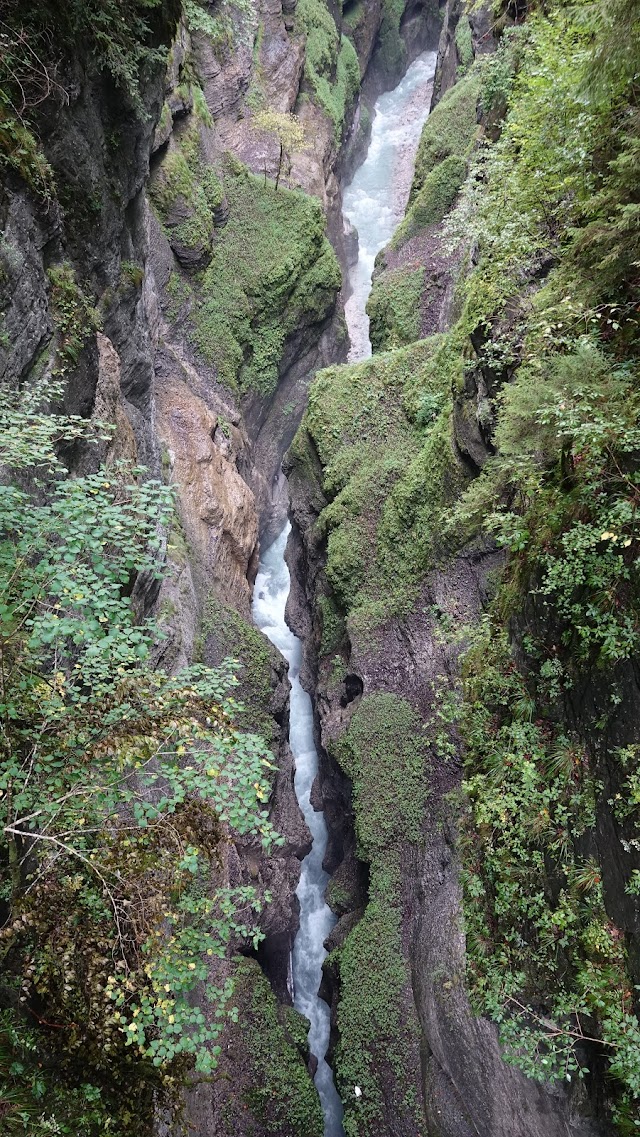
[0,375,280,1132]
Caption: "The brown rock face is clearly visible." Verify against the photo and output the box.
[94,333,138,464]
[156,358,258,616]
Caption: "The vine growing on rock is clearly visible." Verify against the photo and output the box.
[457,621,640,1103]
[437,0,640,1123]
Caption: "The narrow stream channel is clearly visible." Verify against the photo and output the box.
[251,48,437,1137]
[252,526,343,1134]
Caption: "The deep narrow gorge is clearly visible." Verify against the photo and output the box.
[1,0,640,1135]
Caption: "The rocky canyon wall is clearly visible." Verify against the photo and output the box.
[286,1,640,1134]
[0,1,441,1134]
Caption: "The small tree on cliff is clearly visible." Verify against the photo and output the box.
[254,108,306,191]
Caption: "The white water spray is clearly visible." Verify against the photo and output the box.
[344,50,437,362]
[252,525,344,1134]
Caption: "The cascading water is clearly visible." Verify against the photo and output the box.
[251,48,437,1137]
[252,525,344,1135]
[344,49,437,362]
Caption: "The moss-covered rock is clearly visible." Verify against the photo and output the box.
[332,693,429,856]
[199,594,280,745]
[410,66,482,201]
[221,957,324,1137]
[455,13,474,77]
[149,118,225,266]
[392,153,468,250]
[294,0,360,140]
[191,160,341,397]
[298,335,468,635]
[367,263,425,351]
[328,694,430,1134]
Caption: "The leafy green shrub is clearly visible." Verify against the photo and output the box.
[0,93,55,200]
[184,0,255,55]
[457,619,640,1115]
[453,337,640,664]
[0,378,281,1132]
[0,0,178,200]
[47,262,101,369]
[1,0,174,116]
[120,259,144,289]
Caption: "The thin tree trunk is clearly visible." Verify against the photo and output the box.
[275,142,283,191]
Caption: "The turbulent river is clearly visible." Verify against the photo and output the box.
[251,48,437,1137]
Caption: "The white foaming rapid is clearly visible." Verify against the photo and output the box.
[252,524,344,1137]
[250,49,438,1137]
[343,49,437,361]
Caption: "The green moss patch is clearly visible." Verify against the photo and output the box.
[317,591,347,655]
[192,161,341,397]
[329,695,429,1133]
[410,67,481,201]
[342,0,366,38]
[295,0,360,138]
[332,693,429,857]
[393,153,468,250]
[334,883,423,1136]
[299,335,467,635]
[149,120,224,258]
[367,264,425,352]
[228,957,324,1137]
[199,596,278,745]
[455,14,474,76]
[376,0,408,78]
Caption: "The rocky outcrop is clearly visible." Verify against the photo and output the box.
[155,351,259,614]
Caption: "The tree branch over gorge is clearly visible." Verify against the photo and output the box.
[0,374,282,1128]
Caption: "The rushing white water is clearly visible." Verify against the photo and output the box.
[343,49,437,361]
[251,49,438,1137]
[252,524,344,1136]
